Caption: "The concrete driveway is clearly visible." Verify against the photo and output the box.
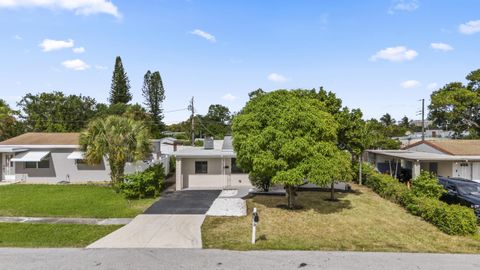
[88,190,220,249]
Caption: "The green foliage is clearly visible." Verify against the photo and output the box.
[80,115,151,186]
[232,89,352,208]
[109,56,132,105]
[250,175,271,192]
[406,196,478,235]
[411,171,446,199]
[175,133,189,140]
[203,104,232,139]
[0,99,23,141]
[169,155,176,174]
[120,163,165,199]
[428,69,480,138]
[248,88,266,100]
[194,140,204,147]
[142,70,166,137]
[17,92,97,132]
[364,166,477,235]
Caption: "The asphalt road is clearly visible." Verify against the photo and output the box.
[143,190,221,214]
[1,248,479,270]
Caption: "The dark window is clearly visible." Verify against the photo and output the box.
[231,158,244,174]
[25,162,36,169]
[38,159,50,169]
[429,163,438,175]
[195,161,208,174]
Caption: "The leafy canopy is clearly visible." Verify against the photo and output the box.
[232,89,351,188]
[79,115,151,186]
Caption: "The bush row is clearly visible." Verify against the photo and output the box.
[362,164,477,235]
[119,163,166,199]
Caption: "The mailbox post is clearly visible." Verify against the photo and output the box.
[252,207,259,244]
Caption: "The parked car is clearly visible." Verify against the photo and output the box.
[437,177,480,220]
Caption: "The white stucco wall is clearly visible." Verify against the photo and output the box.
[14,148,111,184]
[179,157,251,189]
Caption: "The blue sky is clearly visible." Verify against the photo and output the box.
[1,0,479,124]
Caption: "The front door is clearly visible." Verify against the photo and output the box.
[2,154,15,180]
[453,162,471,180]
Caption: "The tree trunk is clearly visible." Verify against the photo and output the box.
[285,185,296,209]
[358,155,363,185]
[110,161,125,191]
[330,182,336,201]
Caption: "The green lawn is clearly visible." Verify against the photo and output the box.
[202,184,480,253]
[0,223,121,247]
[0,184,156,218]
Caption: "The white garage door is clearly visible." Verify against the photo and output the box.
[188,175,226,188]
[472,162,480,182]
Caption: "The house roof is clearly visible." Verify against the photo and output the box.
[367,149,480,161]
[0,133,80,146]
[174,136,236,158]
[403,140,480,156]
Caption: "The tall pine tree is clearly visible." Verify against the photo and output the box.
[109,56,132,104]
[142,70,166,136]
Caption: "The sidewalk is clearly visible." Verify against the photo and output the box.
[0,216,132,225]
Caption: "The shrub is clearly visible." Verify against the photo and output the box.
[250,175,271,192]
[120,163,165,199]
[169,155,176,174]
[406,196,478,235]
[194,140,204,147]
[363,164,478,235]
[411,171,446,199]
[175,133,189,140]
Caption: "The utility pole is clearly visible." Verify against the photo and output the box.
[421,98,425,141]
[189,97,195,146]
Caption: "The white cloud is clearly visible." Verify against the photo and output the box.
[370,46,418,62]
[0,0,121,18]
[427,82,438,90]
[13,34,22,40]
[39,38,74,52]
[189,29,216,42]
[62,59,90,71]
[95,65,108,70]
[222,93,237,101]
[430,42,453,52]
[267,73,288,83]
[459,20,480,35]
[401,80,421,89]
[389,0,419,13]
[72,47,85,53]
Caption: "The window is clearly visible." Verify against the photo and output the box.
[195,161,208,174]
[25,162,36,169]
[38,159,50,169]
[231,158,245,174]
[25,159,50,169]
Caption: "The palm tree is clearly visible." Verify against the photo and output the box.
[80,115,151,187]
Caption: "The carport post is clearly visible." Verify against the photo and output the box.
[412,160,421,180]
[175,158,183,190]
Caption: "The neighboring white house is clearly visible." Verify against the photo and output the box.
[366,140,480,181]
[174,136,251,190]
[0,132,167,184]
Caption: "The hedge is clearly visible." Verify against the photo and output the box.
[362,164,478,236]
[119,163,166,199]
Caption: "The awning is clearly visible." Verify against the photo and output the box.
[11,151,50,162]
[0,148,28,153]
[67,151,85,160]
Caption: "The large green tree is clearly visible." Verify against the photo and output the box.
[109,56,132,104]
[17,92,97,132]
[0,99,23,141]
[79,115,151,187]
[203,104,231,139]
[232,90,351,208]
[429,69,480,137]
[142,70,166,137]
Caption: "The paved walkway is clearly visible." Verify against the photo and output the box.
[1,248,479,270]
[0,216,131,225]
[87,214,205,248]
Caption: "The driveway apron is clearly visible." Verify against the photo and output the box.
[88,190,221,248]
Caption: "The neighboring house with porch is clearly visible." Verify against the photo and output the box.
[0,132,165,184]
[174,136,251,190]
[366,140,480,181]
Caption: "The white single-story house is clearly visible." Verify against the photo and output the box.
[0,132,166,184]
[366,140,480,181]
[174,136,251,190]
